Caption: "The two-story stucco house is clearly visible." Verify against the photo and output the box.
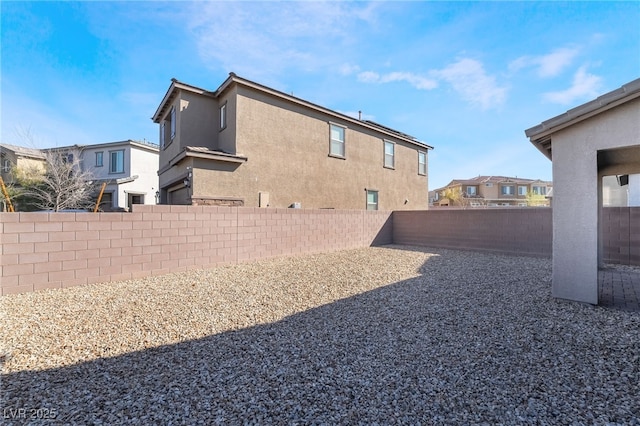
[45,140,160,211]
[152,73,432,210]
[0,143,47,185]
[432,175,553,207]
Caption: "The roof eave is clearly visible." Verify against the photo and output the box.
[216,73,434,150]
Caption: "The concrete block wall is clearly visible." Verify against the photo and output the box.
[602,207,640,265]
[393,208,553,257]
[1,206,392,295]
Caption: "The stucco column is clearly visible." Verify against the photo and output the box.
[551,140,599,304]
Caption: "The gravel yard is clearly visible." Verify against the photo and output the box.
[2,245,639,425]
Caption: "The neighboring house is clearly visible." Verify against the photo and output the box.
[152,73,433,210]
[431,176,552,207]
[45,140,160,211]
[0,143,47,185]
[526,77,640,304]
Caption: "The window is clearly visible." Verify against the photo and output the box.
[170,106,176,140]
[518,185,527,196]
[384,141,395,168]
[532,185,547,195]
[110,150,124,174]
[160,122,165,149]
[418,151,427,175]
[366,190,378,210]
[95,152,103,167]
[220,103,227,130]
[501,185,515,196]
[1,158,10,173]
[485,183,493,187]
[330,124,345,157]
[466,186,477,196]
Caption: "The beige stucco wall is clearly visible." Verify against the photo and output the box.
[552,96,640,304]
[193,86,428,210]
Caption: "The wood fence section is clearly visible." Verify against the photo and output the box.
[393,208,553,257]
[0,206,392,295]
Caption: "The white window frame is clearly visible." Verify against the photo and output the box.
[518,185,527,196]
[109,150,125,174]
[2,158,10,173]
[329,123,345,158]
[418,151,427,175]
[170,106,176,140]
[160,122,165,149]
[532,185,546,195]
[384,140,395,169]
[466,186,477,196]
[501,185,515,196]
[366,190,378,210]
[220,103,227,130]
[95,152,103,167]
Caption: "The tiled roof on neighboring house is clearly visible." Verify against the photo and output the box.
[0,143,46,159]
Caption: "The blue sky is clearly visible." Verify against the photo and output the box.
[2,1,639,189]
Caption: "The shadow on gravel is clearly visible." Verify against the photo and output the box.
[3,248,640,425]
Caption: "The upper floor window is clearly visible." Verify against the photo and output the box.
[220,103,227,130]
[532,185,547,195]
[95,152,103,167]
[330,124,345,157]
[418,151,427,175]
[170,106,176,140]
[466,186,477,196]
[110,150,124,174]
[518,185,527,196]
[160,122,165,149]
[384,141,395,169]
[1,158,10,173]
[366,190,378,210]
[501,185,515,196]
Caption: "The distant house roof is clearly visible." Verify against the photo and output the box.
[433,175,552,192]
[0,143,46,160]
[43,139,159,153]
[153,73,433,151]
[525,78,640,160]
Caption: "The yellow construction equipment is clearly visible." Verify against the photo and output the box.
[0,176,15,212]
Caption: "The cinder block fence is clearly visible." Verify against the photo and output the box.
[0,206,392,295]
[1,206,638,295]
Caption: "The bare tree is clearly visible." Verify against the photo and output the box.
[25,148,97,211]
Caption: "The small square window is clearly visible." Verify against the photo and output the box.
[384,141,395,169]
[95,152,103,167]
[418,151,427,175]
[466,186,477,196]
[518,186,527,196]
[330,124,345,157]
[366,190,378,210]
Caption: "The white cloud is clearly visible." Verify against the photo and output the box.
[510,47,580,78]
[357,71,438,90]
[543,66,603,105]
[185,2,378,78]
[432,58,508,109]
[339,63,361,76]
